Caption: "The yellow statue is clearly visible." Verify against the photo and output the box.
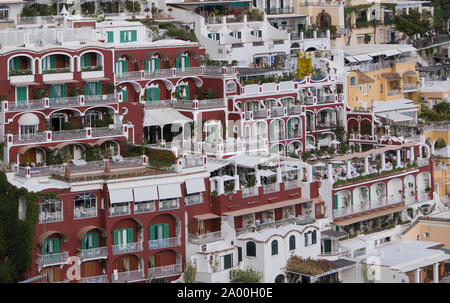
[296,50,315,79]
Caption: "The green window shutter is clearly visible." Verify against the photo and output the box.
[15,57,21,70]
[312,230,317,244]
[96,82,101,95]
[289,235,296,250]
[155,87,160,101]
[145,61,149,72]
[83,54,90,67]
[146,88,151,101]
[223,254,232,269]
[185,56,190,68]
[246,241,256,257]
[85,83,90,96]
[122,90,128,102]
[50,85,55,99]
[17,87,27,103]
[131,30,137,41]
[149,225,155,240]
[155,58,160,70]
[122,60,128,73]
[238,247,242,262]
[333,194,338,210]
[93,233,99,248]
[185,85,190,100]
[9,58,13,71]
[120,31,125,43]
[53,238,59,254]
[62,84,67,98]
[51,55,56,69]
[287,119,292,138]
[81,236,86,250]
[238,32,241,39]
[271,240,278,255]
[126,228,133,244]
[175,58,180,68]
[107,31,114,43]
[113,230,119,245]
[42,239,48,254]
[162,223,169,239]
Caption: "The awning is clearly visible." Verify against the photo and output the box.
[258,169,276,177]
[219,175,235,182]
[345,56,358,63]
[194,213,220,220]
[339,238,367,251]
[143,108,192,126]
[76,226,107,241]
[353,54,372,62]
[158,183,182,200]
[384,49,402,57]
[44,79,79,85]
[381,72,401,81]
[223,197,315,217]
[18,113,39,125]
[37,231,67,246]
[404,71,418,78]
[398,45,416,53]
[133,186,158,202]
[185,178,206,194]
[376,112,414,122]
[108,187,133,204]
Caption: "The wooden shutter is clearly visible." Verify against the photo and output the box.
[287,119,292,138]
[14,57,21,70]
[53,238,59,253]
[131,30,137,41]
[122,60,128,73]
[185,85,190,100]
[146,88,151,101]
[93,233,99,248]
[122,89,128,102]
[84,53,90,67]
[96,82,101,95]
[120,31,125,43]
[223,254,232,269]
[85,83,90,96]
[289,235,296,250]
[50,55,56,69]
[185,56,190,68]
[107,31,114,43]
[271,240,278,255]
[155,58,160,70]
[145,61,149,72]
[333,194,338,210]
[312,230,317,244]
[62,84,67,98]
[238,247,242,262]
[81,236,86,250]
[50,85,55,99]
[175,58,180,68]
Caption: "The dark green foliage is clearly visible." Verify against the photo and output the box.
[125,1,141,13]
[0,172,40,282]
[195,87,218,100]
[84,146,103,162]
[393,9,432,36]
[46,150,63,165]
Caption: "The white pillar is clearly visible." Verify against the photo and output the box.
[218,178,225,195]
[364,157,369,175]
[346,160,352,179]
[415,268,421,283]
[327,163,333,181]
[396,150,402,168]
[381,153,386,171]
[307,166,313,182]
[276,166,282,183]
[255,170,261,187]
[298,167,304,182]
[234,175,240,191]
[433,263,439,283]
[419,145,423,158]
[410,147,415,164]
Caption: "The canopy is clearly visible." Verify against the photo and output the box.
[219,175,235,182]
[258,169,276,177]
[345,56,358,63]
[143,108,192,126]
[133,186,158,202]
[18,113,39,125]
[404,71,418,78]
[108,187,133,204]
[353,54,372,62]
[185,178,206,194]
[158,183,182,200]
[384,49,402,57]
[376,112,414,122]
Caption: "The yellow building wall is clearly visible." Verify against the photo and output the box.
[424,130,450,199]
[403,222,450,249]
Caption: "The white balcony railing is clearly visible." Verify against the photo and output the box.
[284,179,301,190]
[185,194,203,206]
[78,247,107,262]
[74,207,97,219]
[263,183,280,194]
[82,275,108,283]
[387,89,401,96]
[134,201,156,214]
[188,231,223,244]
[159,199,179,211]
[148,264,182,279]
[112,241,143,255]
[37,252,69,267]
[148,236,181,250]
[111,269,146,283]
[39,211,63,224]
[242,186,259,198]
[109,204,130,217]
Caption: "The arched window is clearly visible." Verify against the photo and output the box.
[289,235,296,251]
[74,193,97,218]
[271,239,278,255]
[246,241,256,257]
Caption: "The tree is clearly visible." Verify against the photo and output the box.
[183,261,197,283]
[393,10,431,37]
[296,51,315,79]
[231,267,262,282]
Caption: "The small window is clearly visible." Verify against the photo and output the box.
[369,84,372,90]
[246,241,256,257]
[271,240,278,255]
[289,235,296,251]
[424,232,430,238]
[350,76,357,87]
[222,253,233,270]
[359,85,362,91]
[238,247,242,262]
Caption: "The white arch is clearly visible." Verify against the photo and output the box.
[39,51,74,73]
[144,78,174,91]
[78,49,105,72]
[176,76,203,88]
[7,53,35,78]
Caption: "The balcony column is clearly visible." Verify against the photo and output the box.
[306,165,313,183]
[419,145,423,158]
[327,163,333,181]
[415,268,421,283]
[396,149,402,168]
[218,177,225,195]
[298,166,304,182]
[433,263,439,283]
[255,170,262,187]
[410,146,415,164]
[364,156,369,175]
[381,152,386,171]
[234,175,240,191]
[276,165,282,184]
[346,160,352,179]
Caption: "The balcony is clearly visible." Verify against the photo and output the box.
[37,252,69,267]
[315,122,336,130]
[42,68,73,82]
[74,207,97,219]
[111,269,146,283]
[81,275,108,283]
[39,211,63,224]
[109,204,130,217]
[304,96,315,105]
[189,231,223,245]
[115,67,235,82]
[333,199,389,219]
[112,241,143,255]
[270,107,284,117]
[159,199,179,211]
[173,98,225,110]
[148,264,182,279]
[402,83,418,92]
[264,7,293,14]
[78,247,108,262]
[387,89,401,96]
[134,201,156,214]
[148,236,181,250]
[242,186,259,198]
[254,109,268,119]
[288,106,302,115]
[317,95,335,104]
[284,179,300,190]
[185,193,203,206]
[263,183,280,194]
